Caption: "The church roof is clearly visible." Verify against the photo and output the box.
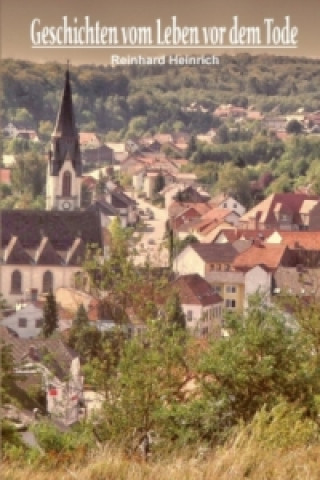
[0,210,102,265]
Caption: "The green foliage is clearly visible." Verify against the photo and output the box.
[286,119,303,134]
[236,402,319,450]
[99,320,189,446]
[73,304,89,329]
[11,152,46,198]
[31,420,95,460]
[0,342,16,402]
[165,292,186,330]
[42,291,58,338]
[215,163,251,207]
[199,299,317,425]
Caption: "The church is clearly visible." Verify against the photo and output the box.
[0,69,103,307]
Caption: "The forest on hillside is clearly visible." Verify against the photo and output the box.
[1,54,320,140]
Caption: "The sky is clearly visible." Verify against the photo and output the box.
[1,0,320,64]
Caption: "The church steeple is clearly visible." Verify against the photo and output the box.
[53,67,77,138]
[46,67,82,211]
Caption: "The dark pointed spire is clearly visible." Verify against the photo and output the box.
[49,66,82,176]
[53,64,77,137]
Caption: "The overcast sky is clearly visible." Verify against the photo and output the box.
[1,0,319,64]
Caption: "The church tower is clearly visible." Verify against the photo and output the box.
[46,68,82,211]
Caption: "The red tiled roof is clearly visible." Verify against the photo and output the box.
[0,169,11,184]
[241,193,320,226]
[172,274,223,306]
[211,228,277,244]
[267,231,320,250]
[233,244,287,272]
[79,132,100,144]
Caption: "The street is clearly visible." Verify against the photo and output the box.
[128,194,169,267]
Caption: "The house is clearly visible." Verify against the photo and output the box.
[232,243,293,273]
[82,145,114,167]
[212,229,280,246]
[87,199,119,229]
[265,230,320,267]
[209,194,246,217]
[3,122,20,138]
[0,168,11,184]
[173,243,238,279]
[273,266,320,298]
[106,142,129,163]
[192,208,240,241]
[1,326,83,425]
[104,186,137,227]
[133,168,175,199]
[15,130,39,142]
[172,274,224,337]
[1,303,44,338]
[79,132,101,148]
[2,154,16,168]
[263,115,287,131]
[1,301,74,337]
[239,193,320,231]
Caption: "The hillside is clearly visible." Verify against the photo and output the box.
[1,55,320,139]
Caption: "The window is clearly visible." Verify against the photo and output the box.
[43,271,53,293]
[226,285,237,294]
[225,299,236,308]
[31,289,38,302]
[187,310,193,322]
[18,317,27,328]
[35,318,43,328]
[224,264,230,272]
[62,171,72,197]
[11,270,22,294]
[213,285,222,293]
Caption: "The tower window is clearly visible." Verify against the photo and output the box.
[62,171,72,197]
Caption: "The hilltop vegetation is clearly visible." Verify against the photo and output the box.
[1,55,320,139]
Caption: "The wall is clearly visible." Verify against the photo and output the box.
[0,265,81,306]
[173,246,205,277]
[1,304,43,338]
[244,266,271,309]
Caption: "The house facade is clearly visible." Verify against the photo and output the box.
[172,274,224,337]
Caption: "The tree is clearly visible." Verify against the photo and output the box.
[216,124,230,144]
[0,342,15,402]
[198,297,316,425]
[165,292,186,330]
[215,163,251,207]
[73,304,89,329]
[101,320,189,446]
[186,135,197,158]
[286,119,303,135]
[42,291,58,338]
[11,152,46,198]
[154,173,165,194]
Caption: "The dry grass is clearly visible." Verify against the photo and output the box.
[2,440,320,480]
